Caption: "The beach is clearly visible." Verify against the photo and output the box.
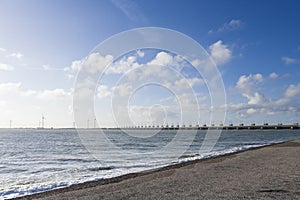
[15,139,300,200]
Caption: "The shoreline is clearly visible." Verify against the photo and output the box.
[15,139,300,199]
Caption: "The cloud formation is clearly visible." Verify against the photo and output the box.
[8,52,24,60]
[269,72,278,79]
[107,55,139,74]
[91,50,208,126]
[282,56,300,64]
[0,63,14,71]
[228,73,300,119]
[209,19,243,34]
[37,89,71,99]
[209,40,232,65]
[284,83,300,98]
[236,73,266,105]
[97,85,111,99]
[0,82,71,100]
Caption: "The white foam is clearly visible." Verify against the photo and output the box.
[178,144,265,163]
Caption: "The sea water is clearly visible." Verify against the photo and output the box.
[1,128,300,199]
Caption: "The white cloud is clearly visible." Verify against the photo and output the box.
[0,63,14,71]
[144,52,186,75]
[225,19,243,30]
[108,55,140,74]
[177,93,198,108]
[148,52,186,69]
[97,85,111,99]
[42,65,66,71]
[253,73,263,81]
[237,74,263,91]
[73,76,96,100]
[81,51,186,79]
[246,108,257,115]
[42,65,50,71]
[0,82,21,94]
[21,90,37,97]
[236,73,266,105]
[0,82,35,97]
[209,40,232,65]
[164,77,204,92]
[187,77,204,86]
[70,53,114,73]
[209,19,243,34]
[282,56,300,64]
[37,89,71,99]
[0,48,6,52]
[284,83,300,98]
[148,51,173,66]
[136,50,144,58]
[113,83,132,97]
[247,92,266,105]
[76,76,96,89]
[118,51,186,81]
[229,73,300,119]
[0,82,71,100]
[191,41,232,69]
[269,72,278,79]
[83,53,114,73]
[190,59,204,67]
[128,104,171,125]
[71,60,82,71]
[8,52,24,59]
[66,74,74,79]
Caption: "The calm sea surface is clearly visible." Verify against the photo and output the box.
[1,129,300,199]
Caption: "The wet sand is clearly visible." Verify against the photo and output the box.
[17,140,300,200]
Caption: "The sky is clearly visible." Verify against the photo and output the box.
[0,0,300,128]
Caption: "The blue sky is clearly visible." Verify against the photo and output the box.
[0,0,300,128]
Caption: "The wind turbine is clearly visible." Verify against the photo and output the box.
[42,114,45,128]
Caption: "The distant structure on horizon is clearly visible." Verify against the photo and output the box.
[116,122,300,130]
[37,115,46,129]
[42,115,45,129]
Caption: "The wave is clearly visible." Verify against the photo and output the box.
[0,182,69,199]
[178,141,285,163]
[55,158,94,163]
[86,166,115,171]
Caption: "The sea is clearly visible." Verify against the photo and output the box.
[1,128,300,199]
